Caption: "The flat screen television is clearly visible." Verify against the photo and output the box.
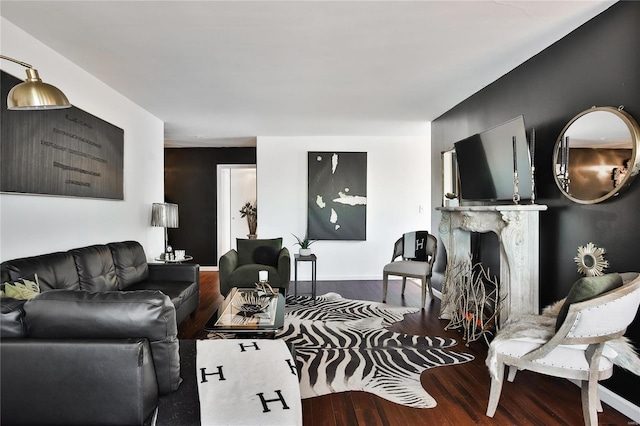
[454,116,531,204]
[454,116,532,203]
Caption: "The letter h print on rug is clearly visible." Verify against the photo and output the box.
[196,339,302,425]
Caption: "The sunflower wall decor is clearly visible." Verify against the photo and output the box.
[574,242,609,276]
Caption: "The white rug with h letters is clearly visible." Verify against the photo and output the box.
[196,339,302,426]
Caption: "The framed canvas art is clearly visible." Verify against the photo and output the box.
[307,151,367,240]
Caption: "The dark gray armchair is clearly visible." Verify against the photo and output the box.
[219,238,291,296]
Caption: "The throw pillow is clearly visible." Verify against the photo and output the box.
[1,274,40,300]
[555,273,623,331]
[253,245,279,266]
[403,231,430,261]
[237,238,283,265]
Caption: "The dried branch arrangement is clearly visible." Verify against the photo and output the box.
[442,257,504,346]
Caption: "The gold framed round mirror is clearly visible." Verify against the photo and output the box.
[553,106,640,204]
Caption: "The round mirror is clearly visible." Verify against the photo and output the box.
[574,243,608,277]
[553,106,640,204]
[582,254,595,268]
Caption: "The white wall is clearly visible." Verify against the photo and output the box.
[0,19,165,261]
[257,134,431,280]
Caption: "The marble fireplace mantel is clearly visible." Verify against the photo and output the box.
[436,204,548,325]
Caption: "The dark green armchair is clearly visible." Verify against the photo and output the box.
[218,238,291,296]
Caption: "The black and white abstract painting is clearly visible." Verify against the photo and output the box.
[307,152,367,240]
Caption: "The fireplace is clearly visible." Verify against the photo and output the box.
[437,205,547,326]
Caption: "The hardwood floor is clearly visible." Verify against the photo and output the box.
[179,272,633,425]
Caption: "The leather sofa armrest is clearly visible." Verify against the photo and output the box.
[277,247,291,289]
[1,297,26,338]
[148,262,200,283]
[1,338,158,425]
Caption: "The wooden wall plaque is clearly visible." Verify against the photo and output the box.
[1,70,124,200]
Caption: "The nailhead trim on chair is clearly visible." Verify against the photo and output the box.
[568,293,633,338]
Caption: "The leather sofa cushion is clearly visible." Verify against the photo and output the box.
[0,251,80,291]
[24,289,182,394]
[108,241,150,290]
[70,245,119,292]
[125,280,198,310]
[236,238,282,266]
[1,298,26,338]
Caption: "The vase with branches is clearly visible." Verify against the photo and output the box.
[240,202,257,238]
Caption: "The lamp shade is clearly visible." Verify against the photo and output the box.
[151,203,179,228]
[7,68,71,110]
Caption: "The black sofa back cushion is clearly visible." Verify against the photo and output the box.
[24,289,182,395]
[108,241,150,290]
[70,245,118,292]
[0,252,80,292]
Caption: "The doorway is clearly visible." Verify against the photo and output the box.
[217,165,257,261]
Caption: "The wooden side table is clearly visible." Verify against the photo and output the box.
[294,254,317,298]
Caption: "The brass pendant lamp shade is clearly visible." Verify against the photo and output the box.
[1,55,71,110]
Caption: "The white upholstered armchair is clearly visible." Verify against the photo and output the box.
[486,272,640,426]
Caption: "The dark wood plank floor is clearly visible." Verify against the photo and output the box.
[179,272,633,426]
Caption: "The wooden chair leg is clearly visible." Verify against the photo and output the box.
[507,366,518,382]
[401,277,407,295]
[427,277,434,297]
[581,379,599,426]
[382,272,389,302]
[486,362,505,417]
[582,344,604,426]
[421,277,427,309]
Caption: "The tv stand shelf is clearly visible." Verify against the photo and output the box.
[436,204,547,326]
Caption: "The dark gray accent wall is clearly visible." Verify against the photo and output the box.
[164,147,256,265]
[431,2,639,405]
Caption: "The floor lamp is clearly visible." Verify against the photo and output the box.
[151,203,179,259]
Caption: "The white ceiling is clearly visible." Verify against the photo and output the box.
[1,1,615,147]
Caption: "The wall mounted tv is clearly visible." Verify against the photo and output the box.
[454,116,532,203]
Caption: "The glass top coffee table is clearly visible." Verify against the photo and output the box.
[204,287,285,337]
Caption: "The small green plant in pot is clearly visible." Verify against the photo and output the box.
[292,233,317,256]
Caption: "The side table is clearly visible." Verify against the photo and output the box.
[294,254,317,298]
[154,255,193,263]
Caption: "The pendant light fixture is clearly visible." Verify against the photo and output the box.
[1,55,71,110]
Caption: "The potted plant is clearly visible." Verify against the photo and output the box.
[239,202,257,238]
[292,233,316,256]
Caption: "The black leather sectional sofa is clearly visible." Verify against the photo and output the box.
[0,241,199,425]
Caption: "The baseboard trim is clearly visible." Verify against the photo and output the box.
[200,266,218,272]
[405,277,443,300]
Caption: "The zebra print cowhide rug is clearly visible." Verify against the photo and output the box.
[275,292,474,408]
